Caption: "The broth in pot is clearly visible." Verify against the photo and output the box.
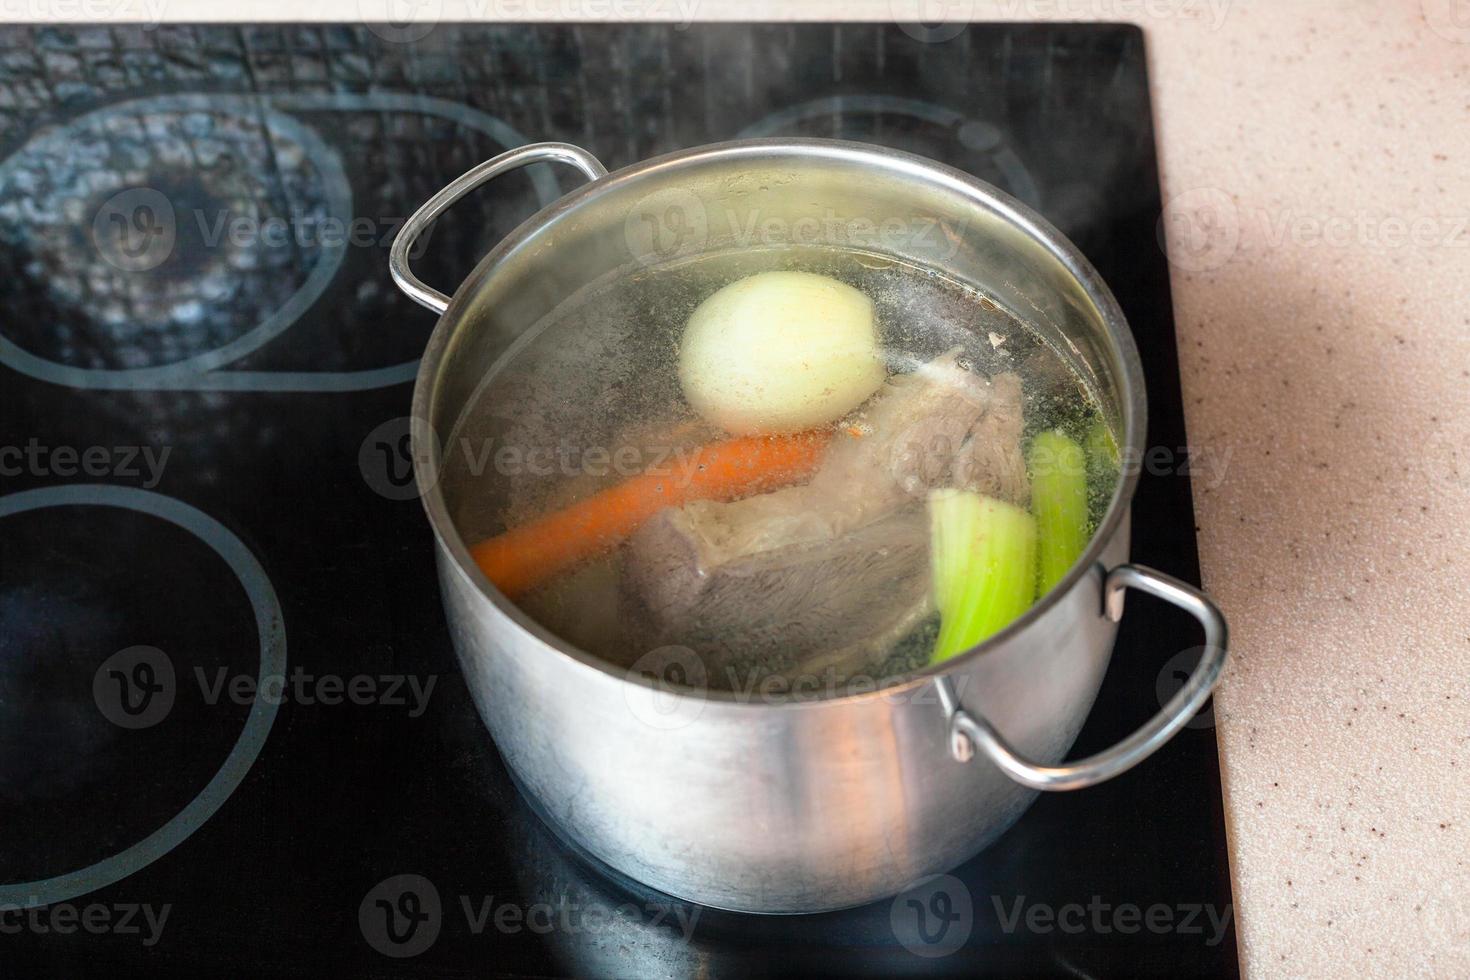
[438,244,1119,694]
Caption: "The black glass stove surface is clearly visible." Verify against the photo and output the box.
[0,23,1236,977]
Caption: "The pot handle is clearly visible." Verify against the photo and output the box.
[389,142,609,314]
[938,564,1228,791]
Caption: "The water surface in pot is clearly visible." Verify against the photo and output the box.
[437,244,1119,692]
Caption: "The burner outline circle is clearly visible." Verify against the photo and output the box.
[0,485,286,908]
[0,93,558,392]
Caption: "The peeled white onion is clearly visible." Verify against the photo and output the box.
[677,271,886,435]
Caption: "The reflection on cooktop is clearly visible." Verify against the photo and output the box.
[0,91,562,391]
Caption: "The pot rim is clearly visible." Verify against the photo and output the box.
[411,136,1147,707]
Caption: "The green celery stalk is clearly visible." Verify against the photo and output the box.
[1030,429,1089,596]
[1084,417,1120,470]
[928,489,1038,663]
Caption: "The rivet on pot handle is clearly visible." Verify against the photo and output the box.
[390,142,609,314]
[939,564,1228,791]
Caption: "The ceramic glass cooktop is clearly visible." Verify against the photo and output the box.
[0,22,1236,977]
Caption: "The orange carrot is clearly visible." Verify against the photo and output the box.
[470,429,831,599]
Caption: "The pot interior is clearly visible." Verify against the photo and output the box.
[415,139,1145,696]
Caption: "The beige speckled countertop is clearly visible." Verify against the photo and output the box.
[34,1,1470,974]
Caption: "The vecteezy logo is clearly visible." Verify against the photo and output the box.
[1158,187,1240,273]
[358,0,441,43]
[1421,883,1470,949]
[358,416,441,501]
[359,874,442,958]
[91,188,176,272]
[93,646,176,730]
[891,873,973,957]
[1425,424,1470,489]
[1156,646,1217,730]
[623,187,709,267]
[623,646,708,731]
[1423,0,1470,43]
[891,0,974,44]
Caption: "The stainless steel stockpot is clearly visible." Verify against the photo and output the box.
[390,139,1228,914]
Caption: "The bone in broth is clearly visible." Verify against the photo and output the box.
[438,245,1120,693]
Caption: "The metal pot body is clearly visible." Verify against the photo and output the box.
[438,514,1128,912]
[398,139,1227,913]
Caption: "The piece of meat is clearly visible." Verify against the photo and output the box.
[623,505,932,685]
[955,371,1028,502]
[620,351,1028,685]
[870,356,1028,506]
